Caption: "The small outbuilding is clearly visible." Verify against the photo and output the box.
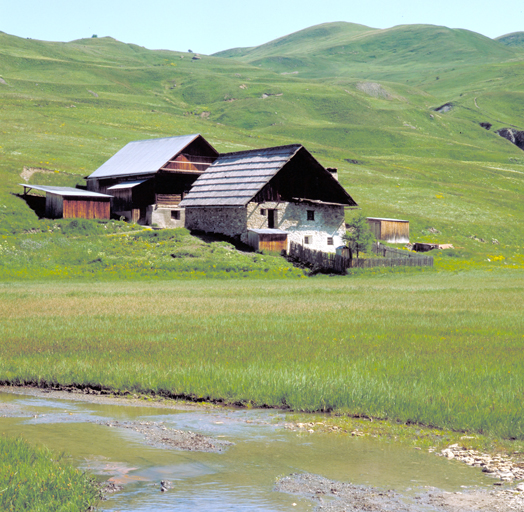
[20,184,112,219]
[366,217,409,243]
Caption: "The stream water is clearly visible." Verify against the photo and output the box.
[0,389,495,511]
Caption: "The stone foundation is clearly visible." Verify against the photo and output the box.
[146,205,186,229]
[184,207,247,239]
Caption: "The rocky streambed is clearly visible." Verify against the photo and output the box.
[438,444,524,482]
[2,387,524,511]
[276,473,524,512]
[94,419,234,452]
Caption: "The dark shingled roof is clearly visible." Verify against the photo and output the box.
[180,144,358,208]
[179,145,301,207]
[88,134,202,179]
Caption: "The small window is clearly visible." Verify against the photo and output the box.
[260,208,267,216]
[171,210,181,220]
[327,237,334,246]
[307,210,315,221]
[304,236,311,245]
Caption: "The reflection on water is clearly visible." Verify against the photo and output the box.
[0,390,493,511]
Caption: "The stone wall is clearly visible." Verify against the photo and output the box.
[247,201,345,253]
[185,207,247,238]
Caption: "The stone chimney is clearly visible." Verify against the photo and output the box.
[326,167,338,181]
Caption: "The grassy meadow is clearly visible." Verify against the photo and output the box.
[1,271,523,440]
[0,437,100,511]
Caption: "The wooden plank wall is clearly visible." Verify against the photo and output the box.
[259,233,287,253]
[63,198,111,219]
[367,219,409,243]
[247,232,288,252]
[45,193,63,218]
[381,220,409,242]
[156,193,183,206]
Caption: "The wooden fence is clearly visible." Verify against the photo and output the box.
[371,242,422,259]
[289,242,433,273]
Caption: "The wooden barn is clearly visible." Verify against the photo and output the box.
[20,184,112,219]
[180,144,358,253]
[366,217,409,243]
[86,134,218,227]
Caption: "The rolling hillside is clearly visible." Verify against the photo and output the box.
[0,24,523,268]
[496,32,524,48]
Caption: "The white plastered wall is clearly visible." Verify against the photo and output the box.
[245,201,346,253]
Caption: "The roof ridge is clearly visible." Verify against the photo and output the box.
[126,133,200,144]
[216,144,302,158]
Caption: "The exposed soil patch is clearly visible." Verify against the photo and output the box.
[356,82,391,99]
[434,103,453,113]
[424,487,524,511]
[94,419,234,453]
[276,473,421,511]
[276,473,524,511]
[20,166,56,182]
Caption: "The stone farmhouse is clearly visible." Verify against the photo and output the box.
[180,144,358,253]
[69,134,358,253]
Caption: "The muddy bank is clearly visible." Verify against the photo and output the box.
[276,473,524,512]
[94,419,234,452]
[0,385,214,411]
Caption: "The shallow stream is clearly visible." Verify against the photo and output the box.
[0,389,495,511]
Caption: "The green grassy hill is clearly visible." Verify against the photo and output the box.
[496,32,524,48]
[1,25,523,272]
[213,22,518,81]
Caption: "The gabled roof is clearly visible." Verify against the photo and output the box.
[88,134,207,179]
[20,184,112,198]
[179,144,358,208]
[179,145,302,207]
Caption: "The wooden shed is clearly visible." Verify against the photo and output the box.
[366,217,409,243]
[20,184,112,220]
[247,229,289,253]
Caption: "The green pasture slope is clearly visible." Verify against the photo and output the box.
[0,25,524,443]
[0,24,523,265]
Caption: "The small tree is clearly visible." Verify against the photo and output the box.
[343,212,375,258]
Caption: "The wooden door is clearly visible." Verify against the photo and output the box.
[267,209,276,229]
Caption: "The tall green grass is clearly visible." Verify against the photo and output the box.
[0,437,100,511]
[0,221,304,280]
[1,271,522,439]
